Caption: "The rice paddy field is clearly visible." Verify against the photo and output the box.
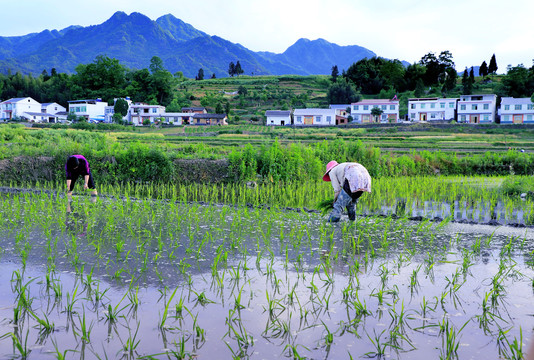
[0,176,533,359]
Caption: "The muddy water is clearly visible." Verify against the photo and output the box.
[0,195,532,359]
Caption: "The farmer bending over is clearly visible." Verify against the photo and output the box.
[322,161,371,222]
[66,155,97,197]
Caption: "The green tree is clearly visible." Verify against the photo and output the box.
[235,61,244,76]
[149,56,165,74]
[228,62,235,77]
[488,54,498,75]
[196,68,204,81]
[238,85,248,97]
[414,78,425,97]
[215,102,224,114]
[479,61,488,77]
[114,98,129,117]
[326,78,360,104]
[462,69,473,95]
[73,55,127,103]
[331,65,339,82]
[370,107,383,123]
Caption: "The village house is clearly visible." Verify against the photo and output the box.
[329,105,351,125]
[159,112,190,125]
[265,110,291,126]
[191,113,228,125]
[293,108,337,126]
[498,97,534,124]
[0,97,42,121]
[351,99,399,123]
[41,102,67,123]
[407,97,458,122]
[127,103,167,125]
[68,99,108,122]
[457,94,496,123]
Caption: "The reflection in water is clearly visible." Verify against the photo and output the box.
[375,198,534,226]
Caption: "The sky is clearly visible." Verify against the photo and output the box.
[2,0,534,72]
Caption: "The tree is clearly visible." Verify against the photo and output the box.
[331,65,339,83]
[211,73,216,79]
[215,102,224,114]
[237,85,248,97]
[112,113,124,124]
[414,78,425,97]
[114,98,129,117]
[469,67,475,84]
[196,68,204,81]
[149,56,165,74]
[479,61,488,77]
[228,62,236,77]
[489,54,498,75]
[73,55,127,103]
[462,69,473,95]
[326,78,360,104]
[234,61,244,76]
[419,51,456,86]
[370,107,383,123]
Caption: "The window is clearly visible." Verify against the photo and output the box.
[503,115,510,121]
[431,103,436,109]
[461,115,466,122]
[472,104,477,110]
[390,105,395,110]
[410,104,415,109]
[460,105,466,110]
[483,115,489,121]
[527,115,533,121]
[449,102,454,108]
[528,104,534,110]
[421,104,426,109]
[483,104,489,110]
[296,116,302,123]
[152,108,158,113]
[315,116,321,122]
[381,114,387,120]
[353,105,359,111]
[431,113,436,119]
[410,113,415,119]
[504,105,510,110]
[363,105,369,110]
[515,104,522,110]
[440,103,445,108]
[381,105,387,110]
[326,116,332,122]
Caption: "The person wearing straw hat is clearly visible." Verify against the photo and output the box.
[322,161,371,222]
[65,155,98,197]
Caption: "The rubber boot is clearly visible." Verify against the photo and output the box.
[346,198,358,221]
[328,190,353,222]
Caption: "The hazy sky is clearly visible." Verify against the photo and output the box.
[3,0,534,72]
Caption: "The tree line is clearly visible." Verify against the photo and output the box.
[327,52,534,105]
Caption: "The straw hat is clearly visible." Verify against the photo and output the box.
[322,160,339,181]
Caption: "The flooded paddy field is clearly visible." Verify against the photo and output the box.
[0,193,533,359]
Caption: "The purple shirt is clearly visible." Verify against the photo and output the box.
[65,155,91,179]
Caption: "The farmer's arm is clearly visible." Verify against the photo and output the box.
[84,175,89,190]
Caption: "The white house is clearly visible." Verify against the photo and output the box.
[68,99,108,122]
[498,97,534,124]
[159,112,188,125]
[351,99,400,124]
[41,102,67,123]
[457,94,496,123]
[0,97,42,120]
[128,103,166,126]
[265,110,291,126]
[408,98,458,122]
[293,108,336,126]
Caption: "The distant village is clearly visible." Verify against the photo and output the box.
[1,93,533,126]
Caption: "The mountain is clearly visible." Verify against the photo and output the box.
[0,11,381,78]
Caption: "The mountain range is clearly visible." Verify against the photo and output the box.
[0,11,379,78]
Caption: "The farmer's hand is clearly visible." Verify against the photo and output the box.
[84,183,89,190]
